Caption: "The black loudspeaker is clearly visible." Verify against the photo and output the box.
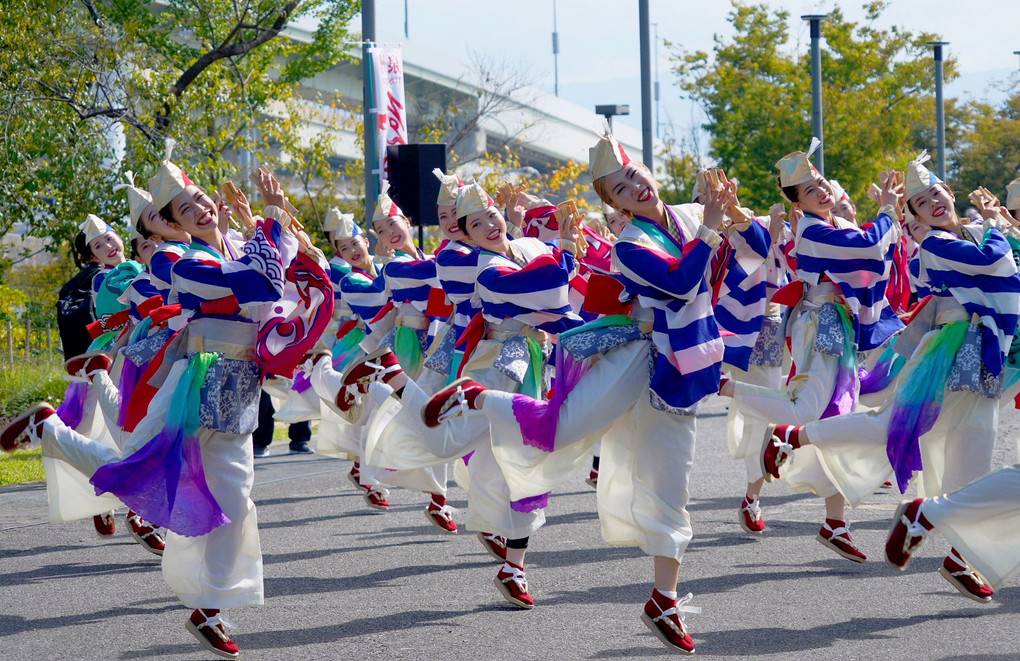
[386,143,447,227]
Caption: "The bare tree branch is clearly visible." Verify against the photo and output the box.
[27,76,162,145]
[154,1,299,131]
[78,0,103,26]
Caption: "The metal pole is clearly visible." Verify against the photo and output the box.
[638,0,654,170]
[929,42,949,181]
[654,22,660,139]
[552,0,560,97]
[6,319,12,366]
[803,15,828,175]
[1013,50,1020,71]
[404,0,408,39]
[25,318,31,356]
[362,0,378,226]
[47,325,52,351]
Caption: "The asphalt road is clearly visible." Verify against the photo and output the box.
[1,395,1017,660]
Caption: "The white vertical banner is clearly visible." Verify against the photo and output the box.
[369,45,408,186]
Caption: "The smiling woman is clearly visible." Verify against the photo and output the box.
[0,146,298,660]
[418,133,775,655]
[161,185,227,250]
[768,152,1020,605]
[592,161,666,222]
[720,141,906,565]
[370,182,417,259]
[81,215,125,270]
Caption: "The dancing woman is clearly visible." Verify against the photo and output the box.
[760,153,1020,603]
[719,141,904,563]
[1,155,294,659]
[420,134,760,654]
[349,181,582,609]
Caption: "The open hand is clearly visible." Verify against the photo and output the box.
[768,202,787,244]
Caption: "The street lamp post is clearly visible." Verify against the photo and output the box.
[363,0,378,224]
[928,41,950,181]
[552,0,560,97]
[595,105,630,133]
[654,22,660,139]
[802,14,829,175]
[639,0,654,170]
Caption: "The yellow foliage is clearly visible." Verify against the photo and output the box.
[0,285,27,319]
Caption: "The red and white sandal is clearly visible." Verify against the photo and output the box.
[739,494,766,535]
[641,590,699,655]
[126,509,165,556]
[421,377,486,428]
[0,402,55,452]
[186,608,239,659]
[494,562,534,609]
[940,549,994,603]
[336,348,403,420]
[346,464,369,494]
[885,498,930,570]
[477,532,508,561]
[424,495,458,534]
[63,350,112,383]
[93,512,116,537]
[362,485,391,511]
[760,424,801,482]
[817,520,867,563]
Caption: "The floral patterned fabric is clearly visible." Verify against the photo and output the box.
[648,346,699,417]
[748,316,784,367]
[423,324,457,377]
[814,302,848,356]
[193,355,261,434]
[494,336,533,384]
[122,327,174,367]
[559,323,647,361]
[947,323,1004,398]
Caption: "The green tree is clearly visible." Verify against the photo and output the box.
[670,1,953,215]
[950,83,1020,203]
[0,0,359,257]
[657,135,702,206]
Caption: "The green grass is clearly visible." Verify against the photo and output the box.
[0,360,321,486]
[0,447,45,486]
[271,421,320,441]
[0,352,67,417]
[0,352,66,486]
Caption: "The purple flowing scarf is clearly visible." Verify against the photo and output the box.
[511,492,550,513]
[820,304,858,419]
[859,338,906,395]
[116,359,143,428]
[512,349,591,453]
[91,353,229,537]
[56,382,88,430]
[886,321,969,493]
[507,348,591,513]
[292,371,312,394]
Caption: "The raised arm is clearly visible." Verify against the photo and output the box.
[173,218,285,307]
[613,235,714,302]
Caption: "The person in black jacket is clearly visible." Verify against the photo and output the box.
[56,232,102,359]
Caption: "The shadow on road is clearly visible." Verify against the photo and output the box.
[0,558,158,589]
[0,602,177,638]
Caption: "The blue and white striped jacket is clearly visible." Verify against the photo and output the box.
[919,224,1020,376]
[791,210,903,351]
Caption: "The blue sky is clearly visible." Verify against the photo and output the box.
[340,0,1020,146]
